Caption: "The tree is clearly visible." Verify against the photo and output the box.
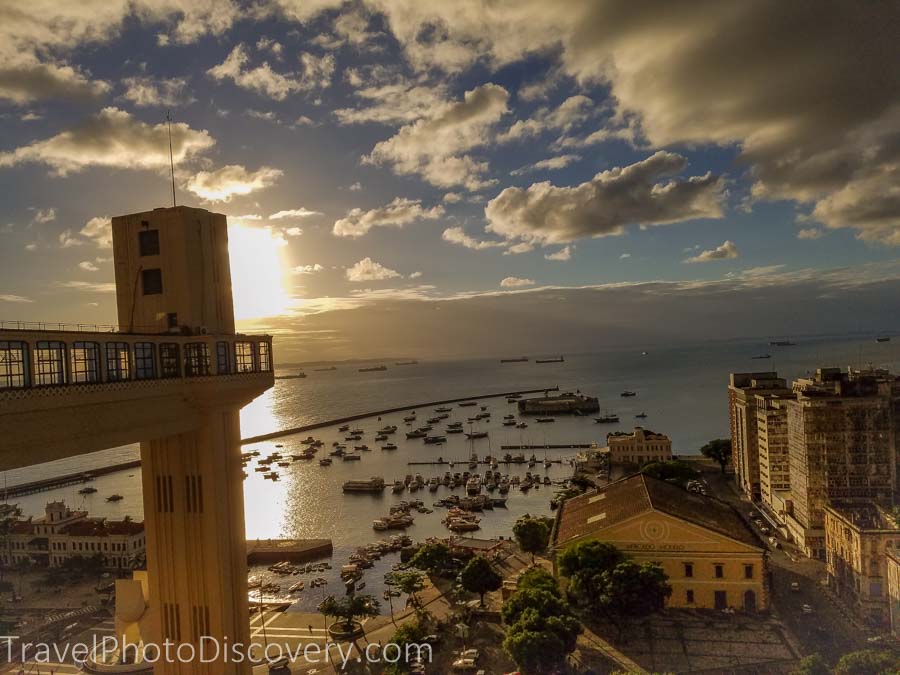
[515,566,559,596]
[640,460,699,486]
[833,649,898,675]
[319,594,380,631]
[459,556,502,606]
[502,588,571,626]
[393,570,426,608]
[597,561,672,638]
[700,438,732,473]
[410,542,452,574]
[790,653,830,675]
[391,620,426,653]
[513,515,551,563]
[503,606,582,675]
[558,540,625,608]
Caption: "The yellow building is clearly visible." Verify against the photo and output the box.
[887,549,900,636]
[606,427,672,466]
[824,501,900,627]
[553,473,768,611]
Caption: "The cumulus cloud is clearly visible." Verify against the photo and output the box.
[58,230,83,248]
[0,294,33,303]
[544,245,573,261]
[345,257,401,281]
[486,151,725,245]
[78,261,99,272]
[511,154,580,176]
[30,207,56,224]
[499,96,593,143]
[0,107,214,175]
[684,240,739,263]
[333,198,443,238]
[336,70,449,125]
[186,164,283,202]
[441,226,505,251]
[284,227,303,237]
[121,75,193,107]
[207,44,334,100]
[364,83,509,190]
[364,1,900,243]
[80,216,112,248]
[293,263,324,274]
[619,252,632,259]
[500,276,535,288]
[270,208,322,219]
[0,55,109,104]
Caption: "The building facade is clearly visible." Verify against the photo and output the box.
[728,373,791,502]
[606,427,672,466]
[553,474,768,612]
[887,548,900,635]
[824,502,900,627]
[756,394,794,514]
[1,501,144,570]
[787,369,898,559]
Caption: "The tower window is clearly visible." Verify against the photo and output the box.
[106,342,131,382]
[34,341,67,386]
[159,343,180,378]
[70,342,101,383]
[0,341,29,389]
[142,268,163,295]
[139,229,160,256]
[184,342,210,377]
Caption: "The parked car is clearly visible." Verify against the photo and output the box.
[452,658,478,671]
[802,604,814,614]
[790,581,801,592]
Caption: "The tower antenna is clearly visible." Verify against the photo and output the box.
[166,110,177,207]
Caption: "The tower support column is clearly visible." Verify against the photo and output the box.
[140,407,251,674]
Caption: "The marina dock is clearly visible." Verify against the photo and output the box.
[240,386,560,444]
[246,538,333,564]
[2,460,142,498]
[500,443,594,450]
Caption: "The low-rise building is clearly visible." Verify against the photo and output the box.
[606,427,672,466]
[824,501,900,627]
[0,500,145,570]
[552,473,768,612]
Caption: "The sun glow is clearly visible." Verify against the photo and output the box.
[227,223,293,321]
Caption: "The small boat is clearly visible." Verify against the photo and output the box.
[355,445,370,452]
[876,336,891,343]
[406,430,427,439]
[339,424,350,432]
[458,401,478,407]
[435,407,452,413]
[536,417,555,423]
[751,354,772,360]
[381,443,398,450]
[447,427,464,434]
[500,357,529,363]
[595,414,620,423]
[106,494,123,502]
[375,434,388,441]
[78,487,97,495]
[392,480,405,493]
[635,412,648,419]
[516,422,528,429]
[620,390,637,397]
[535,355,564,363]
[359,365,387,372]
[396,360,418,366]
[343,453,362,461]
[466,431,489,439]
[288,581,305,593]
[424,436,446,444]
[319,458,332,466]
[503,420,516,426]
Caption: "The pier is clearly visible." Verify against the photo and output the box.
[240,386,560,444]
[407,459,565,466]
[2,460,142,498]
[500,443,594,450]
[246,538,333,564]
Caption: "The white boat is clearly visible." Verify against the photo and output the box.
[466,476,482,495]
[392,479,405,493]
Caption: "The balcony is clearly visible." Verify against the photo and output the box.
[0,323,274,467]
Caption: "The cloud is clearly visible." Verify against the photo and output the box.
[0,54,110,104]
[619,253,632,259]
[335,73,449,125]
[486,151,725,245]
[442,192,462,204]
[293,263,324,275]
[80,216,112,248]
[544,245,573,261]
[0,294,33,303]
[0,107,214,175]
[500,276,535,288]
[186,164,282,202]
[511,154,581,176]
[284,227,303,237]
[345,257,402,282]
[78,261,99,272]
[364,83,509,190]
[121,75,193,107]
[504,242,534,255]
[441,226,505,251]
[409,271,423,279]
[797,228,824,240]
[59,230,83,248]
[270,208,322,219]
[349,182,362,191]
[684,240,739,263]
[207,44,334,100]
[333,198,443,238]
[56,280,116,293]
[499,95,593,143]
[30,207,56,224]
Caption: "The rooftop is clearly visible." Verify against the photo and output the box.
[554,473,762,549]
[825,501,900,532]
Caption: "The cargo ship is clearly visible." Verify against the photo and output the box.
[500,357,529,363]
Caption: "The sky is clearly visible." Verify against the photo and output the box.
[1,1,899,361]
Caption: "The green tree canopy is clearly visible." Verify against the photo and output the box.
[599,561,672,632]
[639,460,699,486]
[832,649,899,675]
[503,606,582,675]
[459,555,502,606]
[502,588,571,626]
[410,541,452,574]
[789,653,830,675]
[516,566,560,596]
[513,514,551,563]
[392,570,426,607]
[319,594,380,630]
[700,438,732,473]
[558,540,625,607]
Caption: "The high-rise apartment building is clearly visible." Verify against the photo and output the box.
[756,394,794,514]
